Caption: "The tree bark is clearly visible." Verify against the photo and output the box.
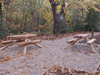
[81,8,83,30]
[0,2,2,23]
[23,0,27,32]
[17,39,42,46]
[91,28,94,39]
[7,34,37,40]
[24,15,27,32]
[32,13,34,31]
[38,0,43,33]
[49,0,65,34]
[30,0,35,31]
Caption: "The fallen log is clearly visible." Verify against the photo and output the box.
[7,34,37,40]
[17,39,42,46]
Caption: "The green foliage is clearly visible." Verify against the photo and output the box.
[85,8,99,28]
[0,22,9,39]
[0,2,9,39]
[83,24,99,31]
[60,20,67,33]
[70,9,84,32]
[1,0,100,35]
[84,8,99,38]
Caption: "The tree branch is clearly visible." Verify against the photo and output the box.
[59,0,65,15]
[49,0,60,6]
[49,0,54,3]
[65,3,72,12]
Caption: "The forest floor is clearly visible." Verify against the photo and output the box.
[0,32,100,75]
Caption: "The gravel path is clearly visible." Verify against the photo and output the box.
[0,33,100,75]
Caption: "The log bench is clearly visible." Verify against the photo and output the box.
[62,38,78,49]
[87,39,96,44]
[1,40,16,44]
[63,34,99,53]
[67,38,77,44]
[87,39,97,53]
[17,39,42,54]
[0,34,43,54]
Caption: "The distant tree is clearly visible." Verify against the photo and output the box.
[85,8,99,38]
[0,2,2,21]
[0,2,8,39]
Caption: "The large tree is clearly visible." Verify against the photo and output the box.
[49,0,65,34]
[49,0,99,34]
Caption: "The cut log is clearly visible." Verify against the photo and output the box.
[33,43,43,48]
[74,34,90,38]
[23,39,28,54]
[84,37,99,47]
[87,39,97,53]
[93,43,99,47]
[1,40,17,44]
[71,38,80,45]
[88,44,97,53]
[7,34,37,40]
[67,38,77,44]
[0,40,17,51]
[17,40,42,46]
[87,39,96,44]
[62,38,78,49]
[62,44,70,49]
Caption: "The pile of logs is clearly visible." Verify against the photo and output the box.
[0,34,42,54]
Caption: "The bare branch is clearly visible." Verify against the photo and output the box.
[49,0,60,6]
[65,3,72,12]
[59,0,65,15]
[55,1,60,6]
[49,0,54,3]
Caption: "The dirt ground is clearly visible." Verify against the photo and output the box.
[0,32,100,75]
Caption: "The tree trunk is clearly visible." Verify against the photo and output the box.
[23,0,27,32]
[0,2,2,23]
[91,28,94,39]
[24,15,27,32]
[81,0,84,30]
[38,0,43,33]
[30,0,35,31]
[32,14,34,31]
[51,6,60,34]
[49,0,65,34]
[18,0,25,32]
[38,6,41,33]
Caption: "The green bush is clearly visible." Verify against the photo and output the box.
[0,22,9,39]
[60,20,68,33]
[84,8,99,30]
